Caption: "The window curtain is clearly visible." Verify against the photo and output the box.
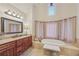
[35,21,44,39]
[45,22,58,39]
[35,16,76,42]
[58,20,65,41]
[35,21,58,39]
[64,17,76,43]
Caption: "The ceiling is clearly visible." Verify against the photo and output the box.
[10,3,33,15]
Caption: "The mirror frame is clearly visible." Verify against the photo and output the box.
[1,17,23,34]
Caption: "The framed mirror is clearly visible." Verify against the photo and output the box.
[1,17,23,34]
[0,19,2,34]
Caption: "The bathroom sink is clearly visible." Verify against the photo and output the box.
[11,34,27,38]
[11,35,22,38]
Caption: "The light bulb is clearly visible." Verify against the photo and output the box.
[13,12,16,16]
[7,11,11,15]
[20,16,23,19]
[17,15,20,17]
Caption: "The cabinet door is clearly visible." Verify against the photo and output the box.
[6,47,16,56]
[7,41,16,56]
[0,49,7,56]
[17,46,23,56]
[0,41,16,56]
[23,38,28,51]
[23,36,32,52]
[16,39,23,56]
[0,43,9,56]
[28,36,32,46]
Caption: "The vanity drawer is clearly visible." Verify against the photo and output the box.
[0,44,9,50]
[0,49,7,56]
[8,41,16,48]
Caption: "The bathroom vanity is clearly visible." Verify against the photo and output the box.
[0,17,32,56]
[0,35,32,56]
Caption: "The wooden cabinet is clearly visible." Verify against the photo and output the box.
[23,37,29,52]
[7,41,16,56]
[16,39,23,56]
[16,36,32,55]
[0,41,16,56]
[28,36,32,46]
[0,49,7,56]
[0,36,32,56]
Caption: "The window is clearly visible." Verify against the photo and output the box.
[48,3,56,16]
[46,22,58,38]
[35,22,44,38]
[35,21,58,39]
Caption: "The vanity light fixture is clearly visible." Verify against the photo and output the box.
[17,15,20,18]
[12,12,16,16]
[4,10,23,19]
[20,16,23,19]
[7,11,12,15]
[5,10,12,15]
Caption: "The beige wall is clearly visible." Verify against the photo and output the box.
[32,3,77,37]
[33,3,77,21]
[0,4,25,22]
[0,3,34,36]
[76,4,79,44]
[0,3,27,38]
[23,5,33,35]
[0,3,78,41]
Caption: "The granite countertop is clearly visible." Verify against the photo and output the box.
[0,35,31,45]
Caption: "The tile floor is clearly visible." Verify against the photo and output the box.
[21,41,46,56]
[21,40,79,56]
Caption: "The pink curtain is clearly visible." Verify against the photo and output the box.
[45,22,58,39]
[35,22,58,39]
[35,17,76,42]
[58,20,65,41]
[36,22,44,38]
[65,18,76,43]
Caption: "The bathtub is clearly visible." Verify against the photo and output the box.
[42,39,66,46]
[42,39,79,50]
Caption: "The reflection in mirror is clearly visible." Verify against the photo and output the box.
[1,17,23,34]
[0,19,1,34]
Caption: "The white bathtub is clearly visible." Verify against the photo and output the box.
[42,39,79,50]
[42,39,66,46]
